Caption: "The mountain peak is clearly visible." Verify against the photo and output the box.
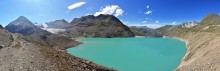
[17,16,29,21]
[200,13,220,25]
[67,14,134,38]
[181,21,198,28]
[5,16,43,35]
[206,13,219,18]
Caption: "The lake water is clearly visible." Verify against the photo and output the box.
[67,38,186,71]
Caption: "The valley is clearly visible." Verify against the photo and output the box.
[1,13,220,71]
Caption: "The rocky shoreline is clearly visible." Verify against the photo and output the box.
[173,32,220,71]
[159,36,190,71]
[169,37,190,70]
[52,38,116,71]
[0,27,115,71]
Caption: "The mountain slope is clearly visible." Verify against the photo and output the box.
[5,16,50,36]
[63,14,135,38]
[0,25,13,47]
[0,25,114,71]
[129,26,155,36]
[148,14,220,71]
[45,19,72,29]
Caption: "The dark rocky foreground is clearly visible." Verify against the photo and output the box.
[0,26,115,71]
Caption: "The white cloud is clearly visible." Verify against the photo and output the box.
[172,22,176,25]
[115,9,124,17]
[155,21,159,23]
[145,10,152,15]
[147,5,150,9]
[68,2,86,10]
[142,21,148,23]
[94,5,124,17]
[86,13,92,16]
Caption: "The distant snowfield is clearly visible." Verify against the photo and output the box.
[42,28,66,34]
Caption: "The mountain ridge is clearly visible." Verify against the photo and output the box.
[63,14,135,38]
[145,14,220,71]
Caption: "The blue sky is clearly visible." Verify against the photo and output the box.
[0,0,220,28]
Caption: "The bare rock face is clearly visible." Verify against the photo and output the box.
[0,24,115,71]
[181,21,198,28]
[63,14,135,38]
[45,19,72,29]
[5,16,50,36]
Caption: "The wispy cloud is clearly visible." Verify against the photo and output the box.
[147,5,150,9]
[172,22,176,25]
[155,21,159,23]
[142,21,148,23]
[94,5,124,17]
[86,13,92,16]
[115,9,124,17]
[68,2,86,10]
[145,10,152,15]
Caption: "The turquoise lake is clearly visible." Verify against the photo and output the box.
[67,38,186,71]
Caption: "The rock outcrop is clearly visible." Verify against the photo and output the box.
[181,21,198,28]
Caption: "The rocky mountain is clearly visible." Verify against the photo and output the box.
[0,24,114,71]
[181,21,198,28]
[129,26,155,36]
[5,16,50,36]
[34,22,44,28]
[144,14,220,71]
[45,19,72,29]
[63,14,135,38]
